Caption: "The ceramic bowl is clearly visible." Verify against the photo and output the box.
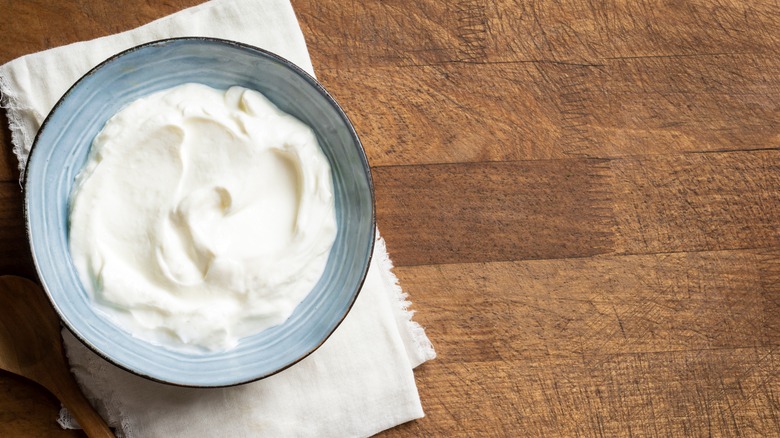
[24,38,375,387]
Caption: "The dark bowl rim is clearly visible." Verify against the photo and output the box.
[22,36,376,388]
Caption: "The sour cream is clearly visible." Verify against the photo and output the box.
[68,83,337,352]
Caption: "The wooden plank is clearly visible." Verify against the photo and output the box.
[395,250,779,362]
[386,349,779,437]
[300,0,780,163]
[298,0,780,165]
[0,0,203,64]
[298,0,780,69]
[379,250,780,436]
[0,111,19,182]
[0,183,34,279]
[374,159,615,265]
[1,0,773,72]
[612,150,780,256]
[376,150,780,266]
[318,54,780,167]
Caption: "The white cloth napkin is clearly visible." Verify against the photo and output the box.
[0,1,435,437]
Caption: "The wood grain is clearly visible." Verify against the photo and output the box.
[304,0,780,166]
[321,55,780,167]
[612,150,780,255]
[0,110,19,182]
[401,250,779,362]
[390,250,780,436]
[299,1,780,69]
[0,0,203,62]
[375,150,780,266]
[0,374,79,437]
[0,0,778,436]
[0,184,34,279]
[374,159,615,265]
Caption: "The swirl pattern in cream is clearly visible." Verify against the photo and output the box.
[69,83,337,352]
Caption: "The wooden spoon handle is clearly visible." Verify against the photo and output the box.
[54,370,114,438]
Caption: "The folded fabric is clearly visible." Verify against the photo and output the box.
[0,0,435,436]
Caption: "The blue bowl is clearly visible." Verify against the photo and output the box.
[24,38,375,387]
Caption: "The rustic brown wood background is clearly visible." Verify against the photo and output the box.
[1,0,779,436]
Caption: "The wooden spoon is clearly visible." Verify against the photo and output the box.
[0,275,114,437]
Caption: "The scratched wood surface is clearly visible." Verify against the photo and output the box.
[1,0,779,436]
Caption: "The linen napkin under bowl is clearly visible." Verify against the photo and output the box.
[0,0,435,436]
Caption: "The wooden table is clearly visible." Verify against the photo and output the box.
[2,0,779,436]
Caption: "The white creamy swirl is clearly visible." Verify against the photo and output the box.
[69,84,337,352]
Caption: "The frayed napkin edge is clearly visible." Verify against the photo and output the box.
[374,234,436,367]
[0,73,33,179]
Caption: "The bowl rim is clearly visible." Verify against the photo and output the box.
[22,36,376,387]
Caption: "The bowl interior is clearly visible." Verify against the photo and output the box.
[24,38,374,387]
